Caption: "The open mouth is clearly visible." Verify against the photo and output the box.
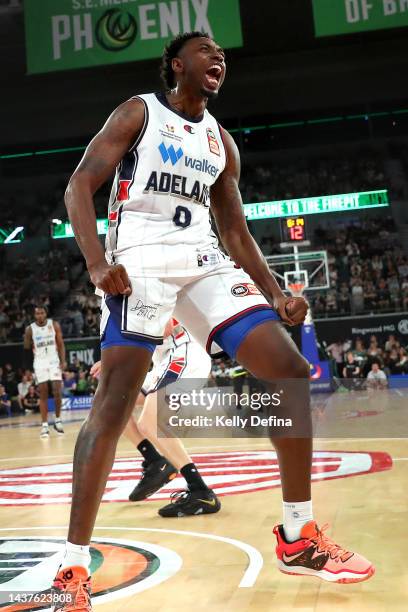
[204,64,222,90]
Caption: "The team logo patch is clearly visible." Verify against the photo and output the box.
[207,128,220,156]
[184,125,195,134]
[96,9,137,52]
[231,283,261,297]
[0,451,392,506]
[0,537,181,609]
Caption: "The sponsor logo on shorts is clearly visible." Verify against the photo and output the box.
[231,283,261,297]
[130,300,160,320]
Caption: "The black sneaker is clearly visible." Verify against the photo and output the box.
[158,488,221,517]
[129,458,177,501]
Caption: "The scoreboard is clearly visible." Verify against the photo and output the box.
[280,217,307,243]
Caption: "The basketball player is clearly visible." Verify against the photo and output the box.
[24,306,65,438]
[52,32,374,610]
[90,317,220,516]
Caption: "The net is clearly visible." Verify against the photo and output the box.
[288,282,305,297]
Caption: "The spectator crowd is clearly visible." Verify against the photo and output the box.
[0,359,98,418]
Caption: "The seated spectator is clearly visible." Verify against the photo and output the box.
[327,340,344,376]
[385,334,397,352]
[353,339,367,368]
[394,348,408,375]
[377,279,390,311]
[363,281,377,311]
[84,309,98,336]
[74,371,91,396]
[17,373,31,410]
[22,385,40,413]
[3,363,18,397]
[350,278,364,314]
[325,289,337,313]
[366,363,388,390]
[337,283,350,313]
[62,370,77,397]
[212,361,231,386]
[0,385,11,417]
[343,351,360,378]
[384,348,399,375]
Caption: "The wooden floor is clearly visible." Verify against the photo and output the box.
[0,389,407,611]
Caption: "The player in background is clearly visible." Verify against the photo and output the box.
[24,306,66,438]
[91,317,220,516]
[52,32,374,611]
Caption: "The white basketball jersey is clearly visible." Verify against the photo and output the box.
[31,320,59,365]
[105,93,227,277]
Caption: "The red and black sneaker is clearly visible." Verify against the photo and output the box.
[273,521,375,583]
[51,566,92,611]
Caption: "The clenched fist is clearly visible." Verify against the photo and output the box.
[274,294,308,326]
[88,260,131,296]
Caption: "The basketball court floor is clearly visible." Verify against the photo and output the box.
[0,388,406,611]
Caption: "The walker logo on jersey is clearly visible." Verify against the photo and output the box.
[158,143,219,178]
[231,283,261,297]
[0,451,392,505]
[207,128,220,156]
[0,537,181,608]
[24,0,243,74]
[96,9,137,51]
[130,300,160,320]
[159,143,184,166]
[184,125,195,134]
[185,156,219,178]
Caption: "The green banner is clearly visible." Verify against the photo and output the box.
[51,190,389,238]
[243,190,389,221]
[24,0,242,74]
[0,226,24,244]
[313,0,408,37]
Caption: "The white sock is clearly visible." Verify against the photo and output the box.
[61,541,91,572]
[42,422,48,428]
[55,418,61,423]
[283,500,313,542]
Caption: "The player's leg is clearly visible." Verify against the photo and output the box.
[218,313,373,582]
[129,391,218,514]
[67,345,152,547]
[37,381,49,438]
[51,380,64,434]
[126,392,178,502]
[51,343,153,611]
[235,321,312,503]
[122,392,145,447]
[176,266,374,582]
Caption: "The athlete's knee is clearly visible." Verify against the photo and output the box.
[290,355,310,379]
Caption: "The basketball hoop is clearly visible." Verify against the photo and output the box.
[288,282,305,297]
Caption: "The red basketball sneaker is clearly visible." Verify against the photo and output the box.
[51,566,92,611]
[273,521,375,583]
